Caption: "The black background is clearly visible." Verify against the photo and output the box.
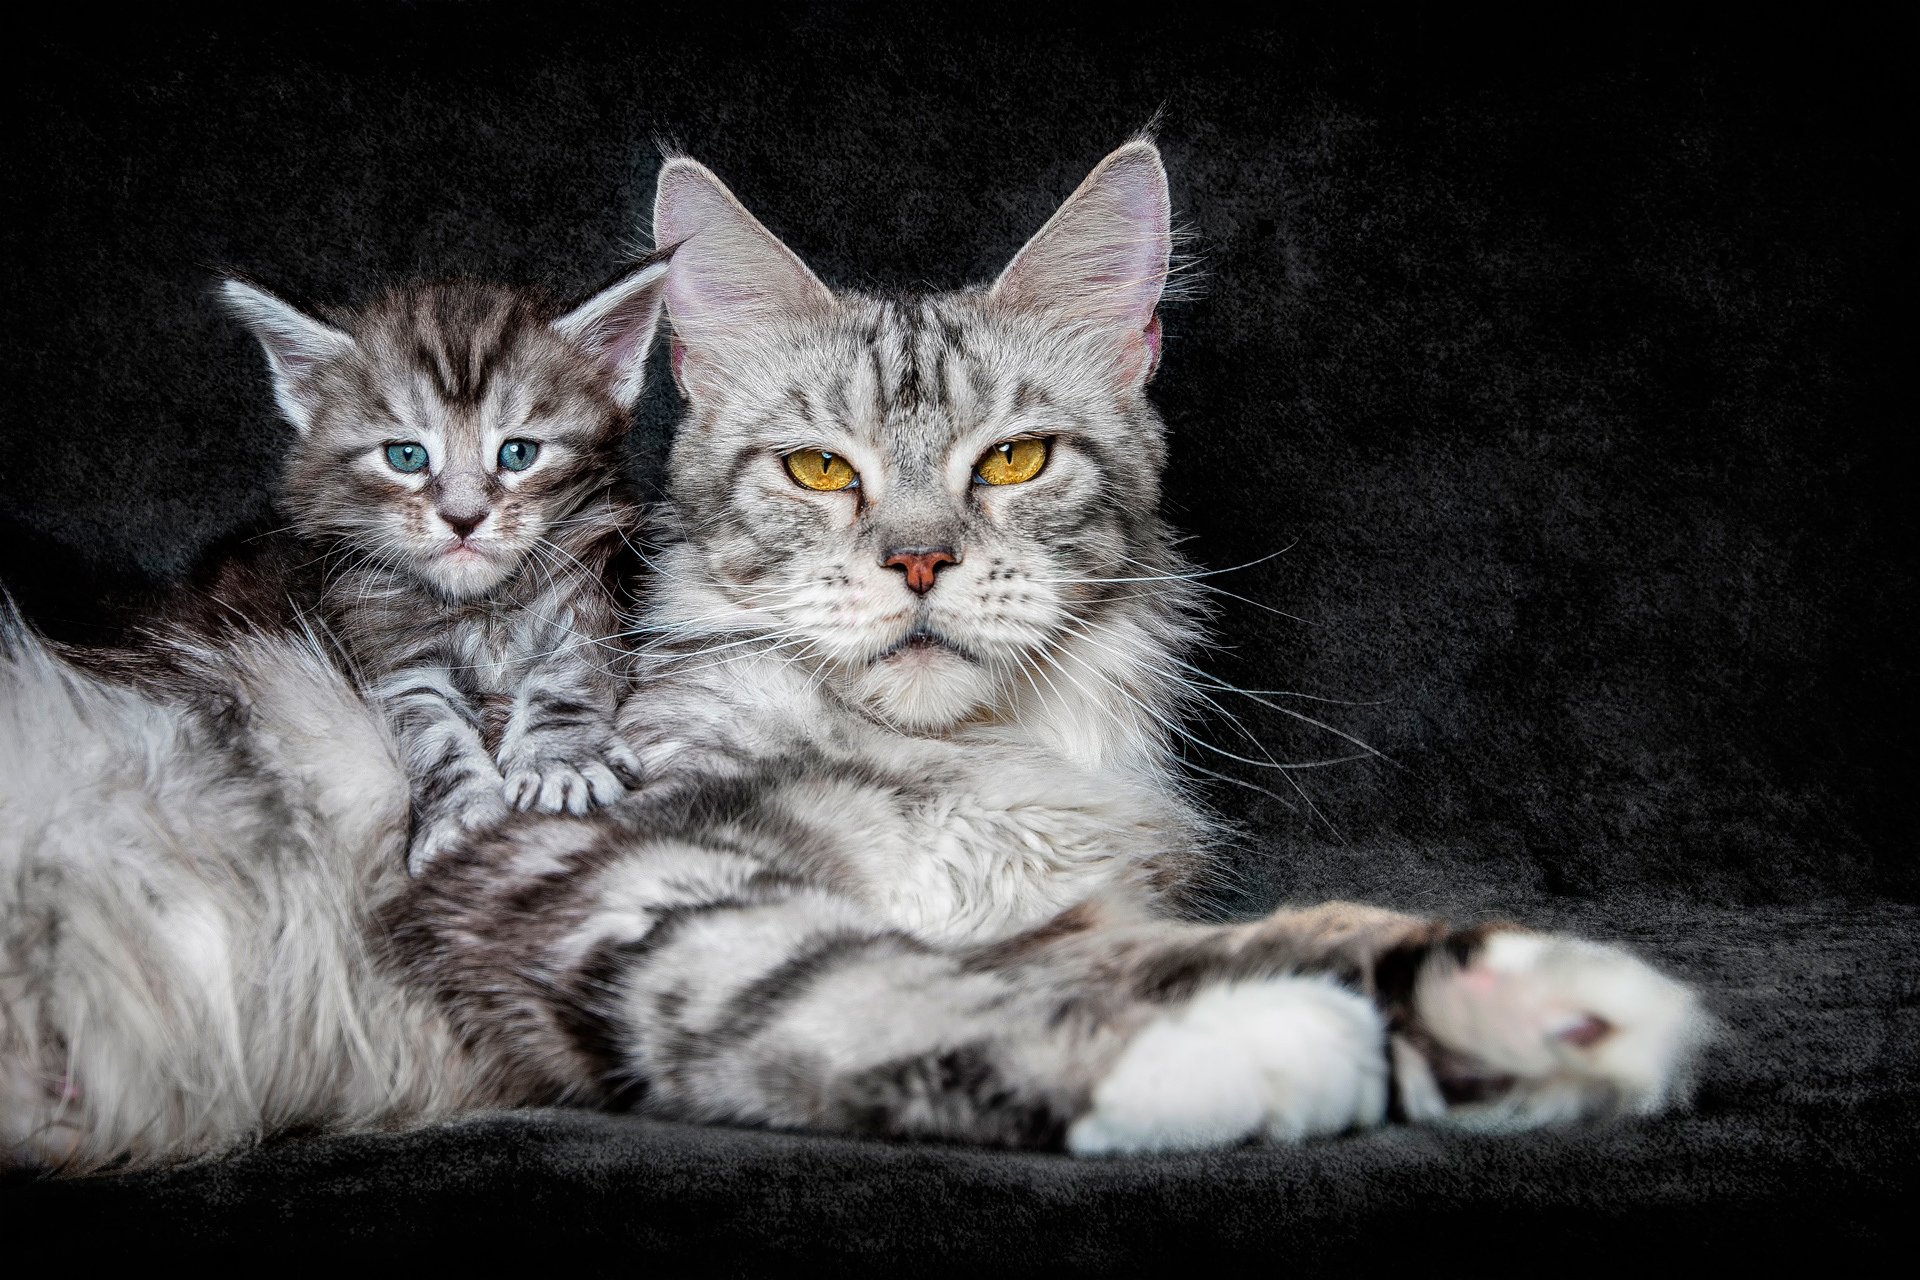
[3,6,1908,908]
[1,6,1911,1262]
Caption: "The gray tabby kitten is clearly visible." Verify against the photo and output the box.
[0,142,1706,1171]
[223,266,668,871]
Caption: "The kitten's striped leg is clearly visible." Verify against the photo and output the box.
[376,669,510,875]
[496,665,639,816]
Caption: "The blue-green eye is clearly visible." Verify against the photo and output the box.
[498,439,540,472]
[384,442,429,473]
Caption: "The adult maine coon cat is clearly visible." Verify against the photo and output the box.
[0,141,1706,1170]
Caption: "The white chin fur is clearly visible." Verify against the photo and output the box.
[848,649,997,730]
[419,548,516,600]
[1414,931,1713,1131]
[1067,977,1389,1156]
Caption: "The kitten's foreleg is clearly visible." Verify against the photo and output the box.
[377,669,509,875]
[496,644,639,816]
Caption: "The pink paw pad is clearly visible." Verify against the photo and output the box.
[1553,1014,1614,1048]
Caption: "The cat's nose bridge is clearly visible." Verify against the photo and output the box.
[431,468,495,533]
[871,474,966,539]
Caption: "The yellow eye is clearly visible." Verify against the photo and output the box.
[783,449,858,492]
[974,437,1049,486]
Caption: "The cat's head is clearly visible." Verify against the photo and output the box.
[653,140,1182,731]
[224,266,667,601]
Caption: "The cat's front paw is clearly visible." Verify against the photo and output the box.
[500,734,642,815]
[1392,928,1711,1131]
[407,790,510,877]
[1067,976,1389,1155]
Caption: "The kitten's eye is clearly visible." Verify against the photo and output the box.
[974,437,1049,486]
[498,439,540,472]
[384,442,429,474]
[783,449,859,492]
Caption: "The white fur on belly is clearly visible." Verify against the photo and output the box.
[1067,976,1388,1156]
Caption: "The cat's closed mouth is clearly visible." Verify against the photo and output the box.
[876,627,974,664]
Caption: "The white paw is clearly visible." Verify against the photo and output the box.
[1067,976,1388,1156]
[1406,931,1711,1131]
[501,740,640,815]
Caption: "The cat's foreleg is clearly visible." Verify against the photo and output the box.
[591,894,1409,1151]
[740,900,1710,1154]
[1019,903,1711,1148]
[518,873,1704,1152]
[377,668,510,875]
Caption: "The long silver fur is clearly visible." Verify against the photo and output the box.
[0,141,1710,1171]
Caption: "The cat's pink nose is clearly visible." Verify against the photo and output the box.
[883,547,958,595]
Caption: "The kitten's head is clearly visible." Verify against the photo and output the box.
[224,265,667,601]
[654,140,1181,731]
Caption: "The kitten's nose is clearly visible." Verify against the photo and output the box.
[440,508,486,539]
[882,547,958,595]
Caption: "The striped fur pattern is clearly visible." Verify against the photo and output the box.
[0,142,1709,1170]
[392,142,1708,1148]
[223,265,669,871]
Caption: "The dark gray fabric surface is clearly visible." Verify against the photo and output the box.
[1,5,1910,1263]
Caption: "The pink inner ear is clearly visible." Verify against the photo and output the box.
[1115,313,1163,385]
[671,337,687,380]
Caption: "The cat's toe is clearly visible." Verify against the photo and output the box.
[580,760,627,806]
[529,766,587,814]
[1402,929,1711,1131]
[502,770,543,811]
[604,741,644,787]
[407,820,469,876]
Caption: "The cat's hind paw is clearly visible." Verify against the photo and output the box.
[1395,929,1712,1131]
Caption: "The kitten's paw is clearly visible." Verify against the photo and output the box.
[1395,929,1711,1131]
[407,794,509,877]
[1067,976,1388,1156]
[501,738,639,815]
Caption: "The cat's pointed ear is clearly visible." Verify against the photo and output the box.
[552,256,670,412]
[990,139,1173,385]
[652,156,833,397]
[222,279,357,434]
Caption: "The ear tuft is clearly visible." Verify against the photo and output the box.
[989,140,1173,384]
[552,256,671,412]
[651,157,832,396]
[221,279,356,434]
